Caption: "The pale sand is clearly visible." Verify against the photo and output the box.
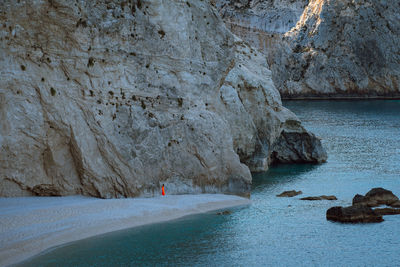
[0,194,250,266]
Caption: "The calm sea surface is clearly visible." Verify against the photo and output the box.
[20,101,400,267]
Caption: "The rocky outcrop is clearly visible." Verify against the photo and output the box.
[300,195,337,201]
[326,206,384,223]
[218,37,327,171]
[217,210,232,215]
[352,188,400,207]
[269,121,327,164]
[217,0,400,98]
[327,188,400,223]
[276,190,302,197]
[0,0,326,198]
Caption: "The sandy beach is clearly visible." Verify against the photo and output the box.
[0,194,250,266]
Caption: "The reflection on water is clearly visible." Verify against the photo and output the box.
[252,164,318,193]
[20,101,400,266]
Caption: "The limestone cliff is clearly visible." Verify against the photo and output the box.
[217,0,308,52]
[217,0,400,98]
[0,0,326,198]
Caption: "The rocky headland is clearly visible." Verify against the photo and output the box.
[0,0,326,198]
[217,0,400,98]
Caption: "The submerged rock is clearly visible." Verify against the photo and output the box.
[301,195,337,201]
[352,188,400,207]
[277,190,302,197]
[0,0,326,197]
[217,210,232,215]
[326,206,383,224]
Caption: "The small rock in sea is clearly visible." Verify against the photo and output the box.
[326,205,383,223]
[300,195,337,201]
[352,188,399,207]
[373,208,400,216]
[276,190,302,197]
[301,196,321,201]
[217,210,231,215]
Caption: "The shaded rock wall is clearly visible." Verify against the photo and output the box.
[274,0,400,97]
[0,0,326,198]
[217,0,400,98]
[217,0,308,53]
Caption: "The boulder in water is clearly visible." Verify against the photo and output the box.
[277,190,302,197]
[352,188,399,207]
[217,210,232,215]
[326,206,383,223]
[301,195,337,201]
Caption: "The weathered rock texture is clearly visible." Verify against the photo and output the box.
[327,188,400,223]
[273,0,400,97]
[216,0,308,52]
[373,208,400,216]
[352,188,400,207]
[326,205,384,223]
[300,195,337,201]
[0,0,326,198]
[217,0,400,98]
[276,190,302,197]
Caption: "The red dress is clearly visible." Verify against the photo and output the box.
[162,186,165,196]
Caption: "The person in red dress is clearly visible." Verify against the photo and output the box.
[162,184,165,196]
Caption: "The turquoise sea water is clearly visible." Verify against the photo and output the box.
[20,101,400,267]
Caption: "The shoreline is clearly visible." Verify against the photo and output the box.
[0,194,250,266]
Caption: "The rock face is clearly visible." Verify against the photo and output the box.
[216,0,308,52]
[269,124,327,164]
[272,0,400,98]
[0,0,326,197]
[352,188,400,207]
[217,210,232,215]
[217,0,400,98]
[276,190,302,197]
[326,206,384,223]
